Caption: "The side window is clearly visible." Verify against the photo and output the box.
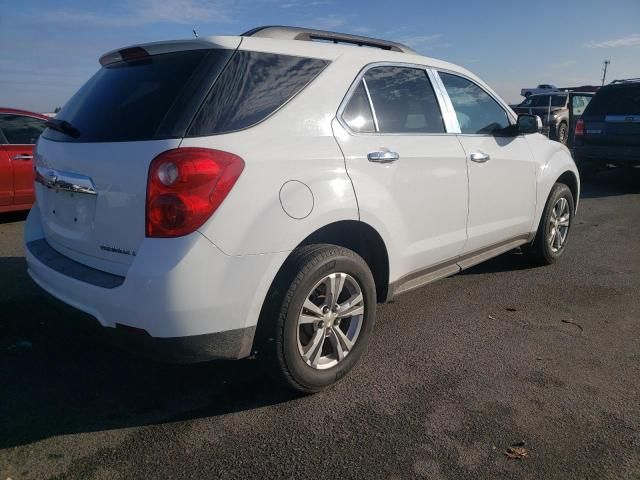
[342,81,376,133]
[188,51,328,136]
[362,66,445,134]
[439,73,510,134]
[0,114,47,144]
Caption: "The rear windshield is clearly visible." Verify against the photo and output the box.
[585,85,640,116]
[43,49,231,143]
[187,51,328,136]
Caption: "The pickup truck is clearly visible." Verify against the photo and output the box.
[521,84,558,97]
[512,92,594,145]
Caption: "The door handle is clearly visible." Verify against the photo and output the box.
[11,154,33,161]
[469,151,490,163]
[368,151,400,163]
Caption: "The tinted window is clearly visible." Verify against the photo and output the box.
[440,73,510,134]
[584,85,640,116]
[342,81,375,133]
[43,49,224,143]
[188,51,328,136]
[0,114,47,144]
[522,95,566,107]
[362,66,444,134]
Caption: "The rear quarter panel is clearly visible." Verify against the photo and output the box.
[181,56,363,256]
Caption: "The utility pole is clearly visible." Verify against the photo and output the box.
[601,60,610,86]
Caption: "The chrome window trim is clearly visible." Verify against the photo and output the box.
[361,78,380,132]
[427,68,460,133]
[434,68,518,137]
[336,61,453,137]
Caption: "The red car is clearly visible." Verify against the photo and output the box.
[0,108,49,213]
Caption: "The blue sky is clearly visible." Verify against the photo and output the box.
[1,0,639,112]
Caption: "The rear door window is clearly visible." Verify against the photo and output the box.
[43,49,230,143]
[187,51,328,136]
[342,81,376,133]
[0,114,47,144]
[439,73,510,134]
[361,66,445,134]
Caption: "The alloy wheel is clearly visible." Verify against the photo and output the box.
[296,272,364,370]
[548,197,570,252]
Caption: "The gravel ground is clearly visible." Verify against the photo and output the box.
[0,170,639,480]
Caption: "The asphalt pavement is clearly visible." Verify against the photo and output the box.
[1,170,639,480]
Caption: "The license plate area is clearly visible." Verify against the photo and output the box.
[39,187,97,241]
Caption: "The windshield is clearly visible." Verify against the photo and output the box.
[520,95,567,108]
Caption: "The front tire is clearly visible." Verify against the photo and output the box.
[258,244,377,393]
[525,183,575,265]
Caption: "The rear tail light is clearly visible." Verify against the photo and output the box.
[146,148,244,238]
[575,118,584,137]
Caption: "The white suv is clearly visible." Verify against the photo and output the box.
[25,27,579,392]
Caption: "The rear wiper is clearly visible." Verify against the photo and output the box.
[45,118,81,139]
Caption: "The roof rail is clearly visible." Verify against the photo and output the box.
[241,26,417,55]
[610,78,640,84]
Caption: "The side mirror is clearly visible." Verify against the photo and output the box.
[517,114,543,134]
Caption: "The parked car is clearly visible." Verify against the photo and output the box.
[512,92,594,145]
[574,78,640,176]
[521,84,558,97]
[25,26,579,392]
[0,108,48,213]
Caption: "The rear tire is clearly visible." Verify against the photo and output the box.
[525,183,574,265]
[556,122,568,145]
[257,244,377,393]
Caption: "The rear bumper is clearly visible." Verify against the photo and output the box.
[36,293,256,363]
[574,144,640,166]
[106,324,257,363]
[24,205,288,361]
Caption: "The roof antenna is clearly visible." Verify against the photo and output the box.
[193,27,199,39]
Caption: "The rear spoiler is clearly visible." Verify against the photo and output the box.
[99,37,241,66]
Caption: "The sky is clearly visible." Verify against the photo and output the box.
[1,0,639,112]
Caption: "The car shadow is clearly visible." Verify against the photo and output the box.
[0,210,29,224]
[580,168,640,198]
[460,249,537,276]
[0,256,297,449]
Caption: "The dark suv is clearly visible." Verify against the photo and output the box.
[513,92,594,145]
[573,79,640,176]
